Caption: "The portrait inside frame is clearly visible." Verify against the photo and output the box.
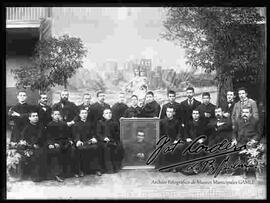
[120,118,159,169]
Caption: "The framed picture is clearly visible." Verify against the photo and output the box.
[120,118,159,169]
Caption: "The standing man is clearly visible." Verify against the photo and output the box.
[75,93,92,122]
[232,107,261,177]
[160,90,182,124]
[52,89,78,128]
[197,92,216,124]
[141,91,161,118]
[123,95,142,118]
[77,93,92,112]
[89,91,110,135]
[220,90,236,119]
[97,108,123,173]
[111,92,128,123]
[8,90,33,142]
[231,87,259,127]
[180,87,201,128]
[35,92,52,127]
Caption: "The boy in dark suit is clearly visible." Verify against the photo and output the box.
[158,106,183,172]
[141,91,160,118]
[46,110,75,181]
[97,108,123,173]
[184,109,208,175]
[72,109,102,176]
[197,92,216,124]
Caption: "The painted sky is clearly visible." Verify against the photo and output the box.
[52,7,190,72]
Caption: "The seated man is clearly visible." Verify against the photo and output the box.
[184,109,208,175]
[232,107,261,177]
[158,106,183,172]
[46,110,75,181]
[207,107,233,171]
[123,95,142,118]
[97,108,124,173]
[20,111,47,182]
[141,91,161,118]
[72,109,102,176]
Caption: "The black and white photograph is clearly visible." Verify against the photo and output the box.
[4,6,267,199]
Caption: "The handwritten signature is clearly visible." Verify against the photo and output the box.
[146,135,252,177]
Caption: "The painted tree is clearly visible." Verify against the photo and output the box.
[12,34,87,91]
[162,7,265,105]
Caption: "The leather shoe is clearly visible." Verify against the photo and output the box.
[96,171,102,176]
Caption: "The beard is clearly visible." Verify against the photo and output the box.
[61,98,68,103]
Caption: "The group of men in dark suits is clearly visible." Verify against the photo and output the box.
[8,86,263,181]
[157,87,263,177]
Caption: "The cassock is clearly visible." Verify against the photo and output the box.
[123,106,142,118]
[96,119,123,172]
[111,102,128,122]
[160,102,183,123]
[72,120,102,174]
[197,103,216,124]
[34,103,52,127]
[46,120,75,178]
[21,122,47,181]
[74,103,92,122]
[9,103,33,142]
[180,98,201,127]
[157,118,184,169]
[141,100,161,118]
[88,102,110,134]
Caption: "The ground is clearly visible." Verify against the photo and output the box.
[6,169,266,199]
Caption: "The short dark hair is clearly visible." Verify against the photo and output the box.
[146,91,154,97]
[51,110,60,115]
[226,90,234,94]
[96,90,104,97]
[166,106,175,112]
[186,87,194,92]
[39,92,47,98]
[242,107,251,112]
[28,111,38,117]
[131,95,138,99]
[192,109,200,114]
[103,108,112,113]
[17,90,27,95]
[167,90,176,96]
[202,92,210,98]
[237,87,248,94]
[79,108,88,114]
